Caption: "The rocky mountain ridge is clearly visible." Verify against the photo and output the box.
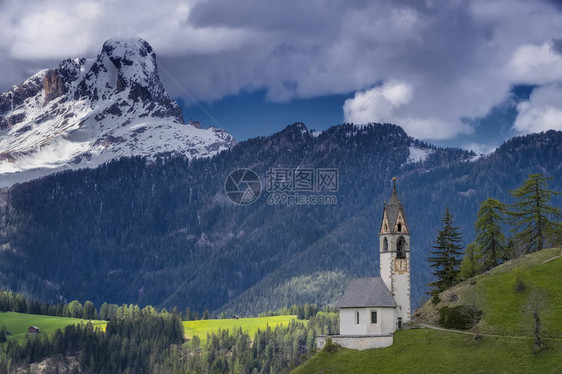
[0,37,235,186]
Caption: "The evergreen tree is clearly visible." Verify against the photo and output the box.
[428,208,463,295]
[459,243,480,280]
[82,301,96,320]
[475,198,507,271]
[509,174,561,253]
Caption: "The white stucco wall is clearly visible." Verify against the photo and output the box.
[317,335,394,350]
[379,233,411,323]
[393,268,411,322]
[380,251,392,291]
[340,307,396,336]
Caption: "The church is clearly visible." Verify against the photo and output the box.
[317,179,411,350]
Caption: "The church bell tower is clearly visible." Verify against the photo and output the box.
[379,178,411,324]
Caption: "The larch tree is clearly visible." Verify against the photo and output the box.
[509,174,561,253]
[475,198,507,271]
[428,208,464,296]
[459,243,480,280]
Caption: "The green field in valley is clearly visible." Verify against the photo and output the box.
[0,312,106,342]
[293,328,562,374]
[183,315,297,342]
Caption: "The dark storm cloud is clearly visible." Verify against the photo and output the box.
[552,38,562,55]
[0,0,561,139]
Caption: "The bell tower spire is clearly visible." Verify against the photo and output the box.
[379,178,411,325]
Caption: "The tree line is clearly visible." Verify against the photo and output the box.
[428,173,561,298]
[0,289,221,323]
[0,312,184,374]
[163,311,339,374]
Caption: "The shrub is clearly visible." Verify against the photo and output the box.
[322,338,341,353]
[431,294,441,305]
[438,305,482,330]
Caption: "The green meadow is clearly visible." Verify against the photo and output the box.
[476,248,562,336]
[293,328,562,374]
[417,247,562,337]
[183,315,297,342]
[0,312,106,342]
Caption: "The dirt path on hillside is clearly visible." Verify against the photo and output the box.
[417,323,562,341]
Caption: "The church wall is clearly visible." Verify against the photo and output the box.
[317,335,394,350]
[380,234,411,322]
[340,307,396,336]
[393,265,411,322]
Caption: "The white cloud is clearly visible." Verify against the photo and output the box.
[343,80,473,140]
[506,41,562,84]
[343,80,413,123]
[513,84,562,134]
[0,0,562,140]
[463,142,499,155]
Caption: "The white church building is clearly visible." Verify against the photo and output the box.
[317,179,411,350]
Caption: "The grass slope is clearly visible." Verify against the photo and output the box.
[417,247,562,337]
[0,312,106,342]
[295,248,562,373]
[183,315,297,342]
[293,328,562,374]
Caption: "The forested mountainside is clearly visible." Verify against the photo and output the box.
[0,123,560,315]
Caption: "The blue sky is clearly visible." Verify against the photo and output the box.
[1,0,562,154]
[177,84,533,153]
[176,90,350,140]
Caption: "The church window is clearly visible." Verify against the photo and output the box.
[384,223,388,232]
[397,223,402,232]
[356,311,360,325]
[383,237,388,252]
[371,311,377,324]
[397,236,406,258]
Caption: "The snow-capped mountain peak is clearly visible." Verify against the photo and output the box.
[0,37,235,186]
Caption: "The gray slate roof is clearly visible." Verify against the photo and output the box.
[381,182,408,233]
[337,277,397,308]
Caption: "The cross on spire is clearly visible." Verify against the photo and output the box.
[389,177,399,205]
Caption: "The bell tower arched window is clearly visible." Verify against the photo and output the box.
[397,223,402,232]
[383,237,388,252]
[397,236,406,258]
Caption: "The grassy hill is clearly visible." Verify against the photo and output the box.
[416,247,562,337]
[293,329,562,374]
[294,248,562,373]
[183,315,296,342]
[0,312,106,342]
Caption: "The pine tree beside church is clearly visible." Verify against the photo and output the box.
[428,208,463,297]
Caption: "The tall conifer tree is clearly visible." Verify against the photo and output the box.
[509,174,561,253]
[428,208,463,295]
[475,198,507,271]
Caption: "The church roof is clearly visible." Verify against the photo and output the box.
[381,180,408,232]
[337,277,397,308]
